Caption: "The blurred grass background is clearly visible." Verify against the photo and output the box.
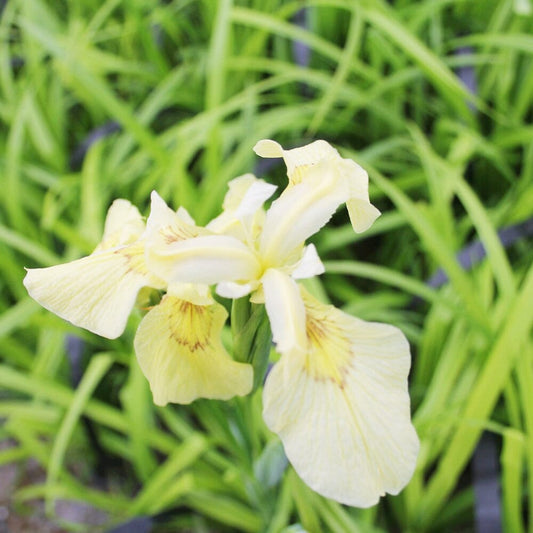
[0,0,532,531]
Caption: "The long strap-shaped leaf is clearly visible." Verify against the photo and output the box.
[416,263,533,527]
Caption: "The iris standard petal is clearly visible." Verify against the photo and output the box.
[134,294,253,405]
[290,244,325,280]
[145,190,207,244]
[207,174,276,240]
[23,243,162,339]
[262,288,419,507]
[95,199,146,251]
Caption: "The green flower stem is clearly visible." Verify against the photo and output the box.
[231,297,273,392]
[231,296,252,360]
[249,308,273,392]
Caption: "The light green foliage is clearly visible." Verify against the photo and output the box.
[0,0,532,531]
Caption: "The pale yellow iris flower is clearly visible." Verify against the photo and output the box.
[144,139,419,507]
[23,139,419,507]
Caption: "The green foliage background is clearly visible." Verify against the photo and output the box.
[0,0,532,531]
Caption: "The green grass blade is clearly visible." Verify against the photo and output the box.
[46,353,114,514]
[416,264,533,526]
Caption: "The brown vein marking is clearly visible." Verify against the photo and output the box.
[168,300,211,353]
[114,243,149,275]
[161,224,199,244]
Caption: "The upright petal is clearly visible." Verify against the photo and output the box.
[213,173,277,221]
[23,243,162,339]
[290,244,325,280]
[134,294,253,405]
[96,199,146,251]
[207,174,276,242]
[145,190,208,244]
[262,288,419,507]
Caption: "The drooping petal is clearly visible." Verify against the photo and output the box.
[253,139,337,186]
[259,160,349,265]
[261,269,307,355]
[23,243,162,339]
[262,288,419,507]
[346,197,381,234]
[254,139,380,234]
[95,199,145,251]
[338,159,381,233]
[134,294,253,405]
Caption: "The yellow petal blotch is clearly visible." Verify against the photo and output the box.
[134,295,253,405]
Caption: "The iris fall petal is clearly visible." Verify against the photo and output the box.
[254,139,380,235]
[262,288,419,507]
[23,243,160,339]
[134,293,253,405]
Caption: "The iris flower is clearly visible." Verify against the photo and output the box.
[23,139,419,507]
[144,140,419,506]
